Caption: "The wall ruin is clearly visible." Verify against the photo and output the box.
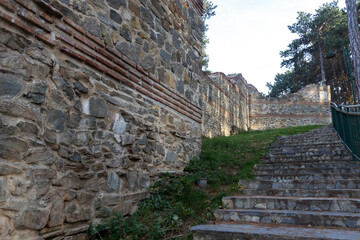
[249,85,332,130]
[201,73,249,137]
[201,73,332,137]
[0,0,203,239]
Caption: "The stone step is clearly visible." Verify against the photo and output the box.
[243,189,360,198]
[222,196,360,213]
[263,149,351,159]
[276,133,338,140]
[191,223,360,240]
[255,161,360,170]
[238,179,360,190]
[276,137,339,143]
[268,144,347,154]
[254,173,360,181]
[214,209,360,228]
[262,154,353,163]
[270,139,343,148]
[258,160,356,168]
[254,166,360,175]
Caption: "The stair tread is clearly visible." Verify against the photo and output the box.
[191,223,360,239]
[224,195,360,201]
[216,208,360,217]
[239,179,360,183]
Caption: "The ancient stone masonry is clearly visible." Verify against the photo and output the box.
[0,0,203,239]
[249,84,332,130]
[201,73,250,138]
[201,73,332,137]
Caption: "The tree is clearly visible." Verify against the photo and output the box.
[267,71,298,97]
[201,0,216,72]
[345,0,360,103]
[267,1,352,103]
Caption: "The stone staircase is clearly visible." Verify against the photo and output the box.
[191,126,360,239]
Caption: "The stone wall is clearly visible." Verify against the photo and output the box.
[0,0,203,239]
[201,73,250,138]
[249,85,332,130]
[201,74,332,137]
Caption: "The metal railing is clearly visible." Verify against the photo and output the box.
[331,102,360,160]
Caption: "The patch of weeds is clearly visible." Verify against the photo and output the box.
[89,125,323,239]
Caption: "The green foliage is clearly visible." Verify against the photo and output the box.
[89,125,323,240]
[201,0,217,72]
[267,1,351,103]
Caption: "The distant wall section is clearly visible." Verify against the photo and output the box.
[249,85,332,130]
[201,73,250,137]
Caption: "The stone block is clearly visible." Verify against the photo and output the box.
[89,97,107,118]
[0,101,35,120]
[25,147,57,165]
[164,150,177,165]
[49,198,65,227]
[15,208,50,230]
[0,138,28,161]
[0,163,23,175]
[47,110,67,132]
[105,171,122,193]
[16,121,38,135]
[65,201,92,223]
[0,75,22,97]
[127,170,138,191]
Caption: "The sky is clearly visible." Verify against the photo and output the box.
[206,0,347,94]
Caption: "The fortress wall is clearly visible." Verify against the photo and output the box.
[249,85,332,130]
[201,73,250,137]
[0,0,203,239]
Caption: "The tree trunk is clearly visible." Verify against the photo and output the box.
[346,0,360,103]
[319,40,326,85]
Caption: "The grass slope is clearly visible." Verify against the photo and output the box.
[89,125,323,240]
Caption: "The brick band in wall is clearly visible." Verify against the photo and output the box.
[0,0,202,123]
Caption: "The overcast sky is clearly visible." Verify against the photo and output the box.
[206,0,346,93]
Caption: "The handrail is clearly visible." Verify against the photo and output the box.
[331,102,360,115]
[331,102,360,160]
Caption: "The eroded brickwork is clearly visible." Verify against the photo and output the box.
[0,0,203,239]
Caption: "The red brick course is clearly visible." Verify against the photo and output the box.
[0,0,15,12]
[3,0,202,123]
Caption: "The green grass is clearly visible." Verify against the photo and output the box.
[89,125,323,240]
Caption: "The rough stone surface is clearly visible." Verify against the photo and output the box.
[89,97,107,118]
[16,208,50,230]
[0,138,28,161]
[0,77,22,97]
[0,0,202,239]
